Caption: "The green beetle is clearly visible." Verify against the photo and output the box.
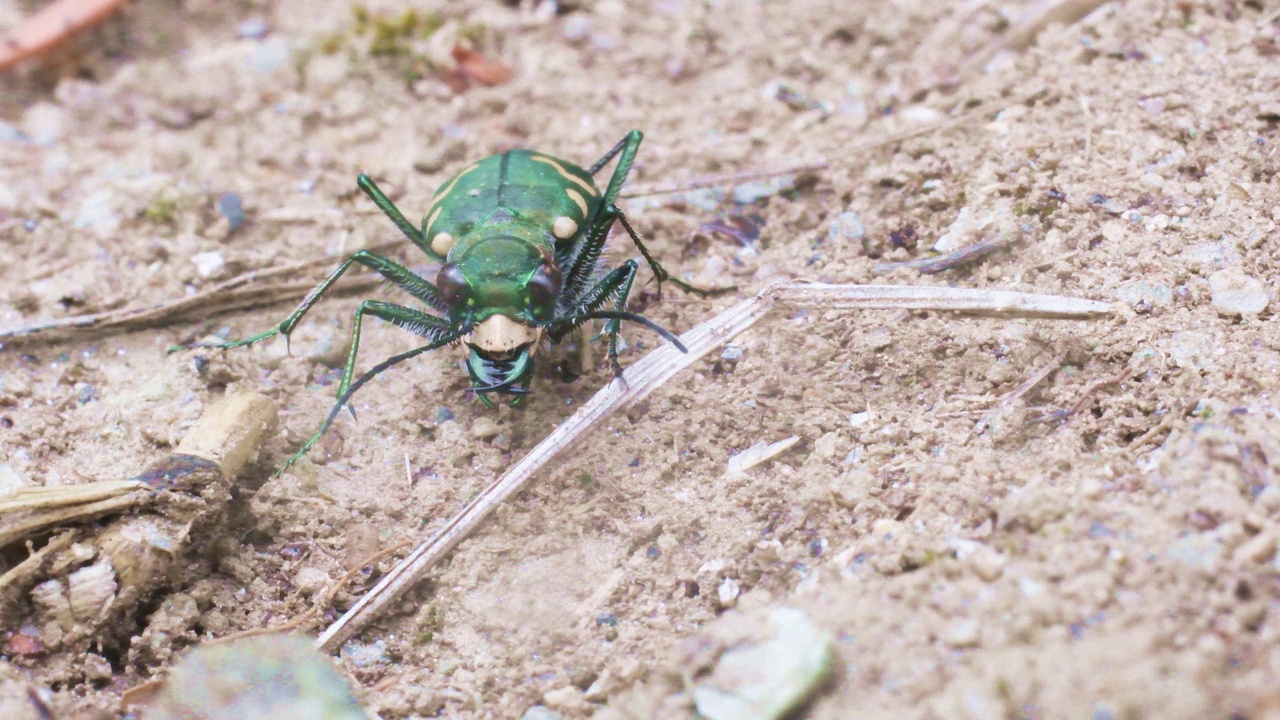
[184,130,724,471]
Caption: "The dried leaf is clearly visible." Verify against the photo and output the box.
[451,45,514,86]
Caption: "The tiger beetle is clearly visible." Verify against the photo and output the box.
[179,130,730,472]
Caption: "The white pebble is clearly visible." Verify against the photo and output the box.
[1208,267,1269,315]
[192,251,226,278]
[293,567,329,596]
[940,619,981,648]
[717,578,740,609]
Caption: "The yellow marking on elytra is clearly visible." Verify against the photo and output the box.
[427,162,479,215]
[565,187,588,215]
[425,205,443,236]
[531,155,598,197]
[552,215,578,240]
[430,232,455,256]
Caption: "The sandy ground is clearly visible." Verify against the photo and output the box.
[1,0,1279,717]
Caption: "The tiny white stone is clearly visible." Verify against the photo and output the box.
[191,251,225,278]
[431,232,455,256]
[940,619,981,648]
[552,215,578,239]
[293,567,330,597]
[717,578,740,609]
[1208,267,1269,315]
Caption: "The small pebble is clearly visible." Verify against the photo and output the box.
[940,619,981,648]
[21,103,66,145]
[541,686,586,713]
[237,19,270,39]
[75,190,120,233]
[83,653,112,682]
[717,578,740,609]
[1233,532,1278,565]
[75,383,97,404]
[826,211,865,244]
[969,548,1005,581]
[192,251,226,278]
[1079,478,1105,500]
[152,635,366,720]
[293,567,329,597]
[1168,330,1213,370]
[470,417,500,440]
[807,538,827,557]
[1167,532,1224,571]
[520,705,563,720]
[1115,282,1172,309]
[436,407,456,422]
[732,177,792,205]
[339,639,390,668]
[1208,267,1269,315]
[562,15,592,42]
[692,607,834,720]
[595,613,617,627]
[217,192,245,231]
[0,465,32,495]
[249,39,291,74]
[721,345,744,363]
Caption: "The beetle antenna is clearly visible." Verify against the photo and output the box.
[567,310,688,353]
[321,330,467,435]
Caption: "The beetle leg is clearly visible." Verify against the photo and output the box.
[279,300,455,474]
[601,261,637,377]
[591,130,644,213]
[560,204,732,305]
[611,207,736,299]
[180,250,447,353]
[356,174,436,256]
[586,129,642,181]
[553,259,686,378]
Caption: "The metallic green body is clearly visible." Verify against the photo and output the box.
[425,150,599,257]
[185,131,727,473]
[425,149,601,324]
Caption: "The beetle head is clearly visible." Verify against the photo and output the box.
[435,236,563,325]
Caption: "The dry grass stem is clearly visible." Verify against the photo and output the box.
[316,281,1112,651]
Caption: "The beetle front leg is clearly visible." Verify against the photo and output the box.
[279,299,452,473]
[174,250,446,353]
[599,261,638,377]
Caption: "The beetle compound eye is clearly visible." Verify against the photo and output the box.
[527,263,563,312]
[436,263,471,307]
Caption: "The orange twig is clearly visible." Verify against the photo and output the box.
[0,0,130,72]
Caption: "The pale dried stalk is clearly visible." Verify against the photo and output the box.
[953,0,1111,83]
[0,393,277,647]
[315,281,1113,651]
[0,483,147,548]
[619,161,829,199]
[0,239,406,345]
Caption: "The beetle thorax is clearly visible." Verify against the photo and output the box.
[464,314,542,357]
